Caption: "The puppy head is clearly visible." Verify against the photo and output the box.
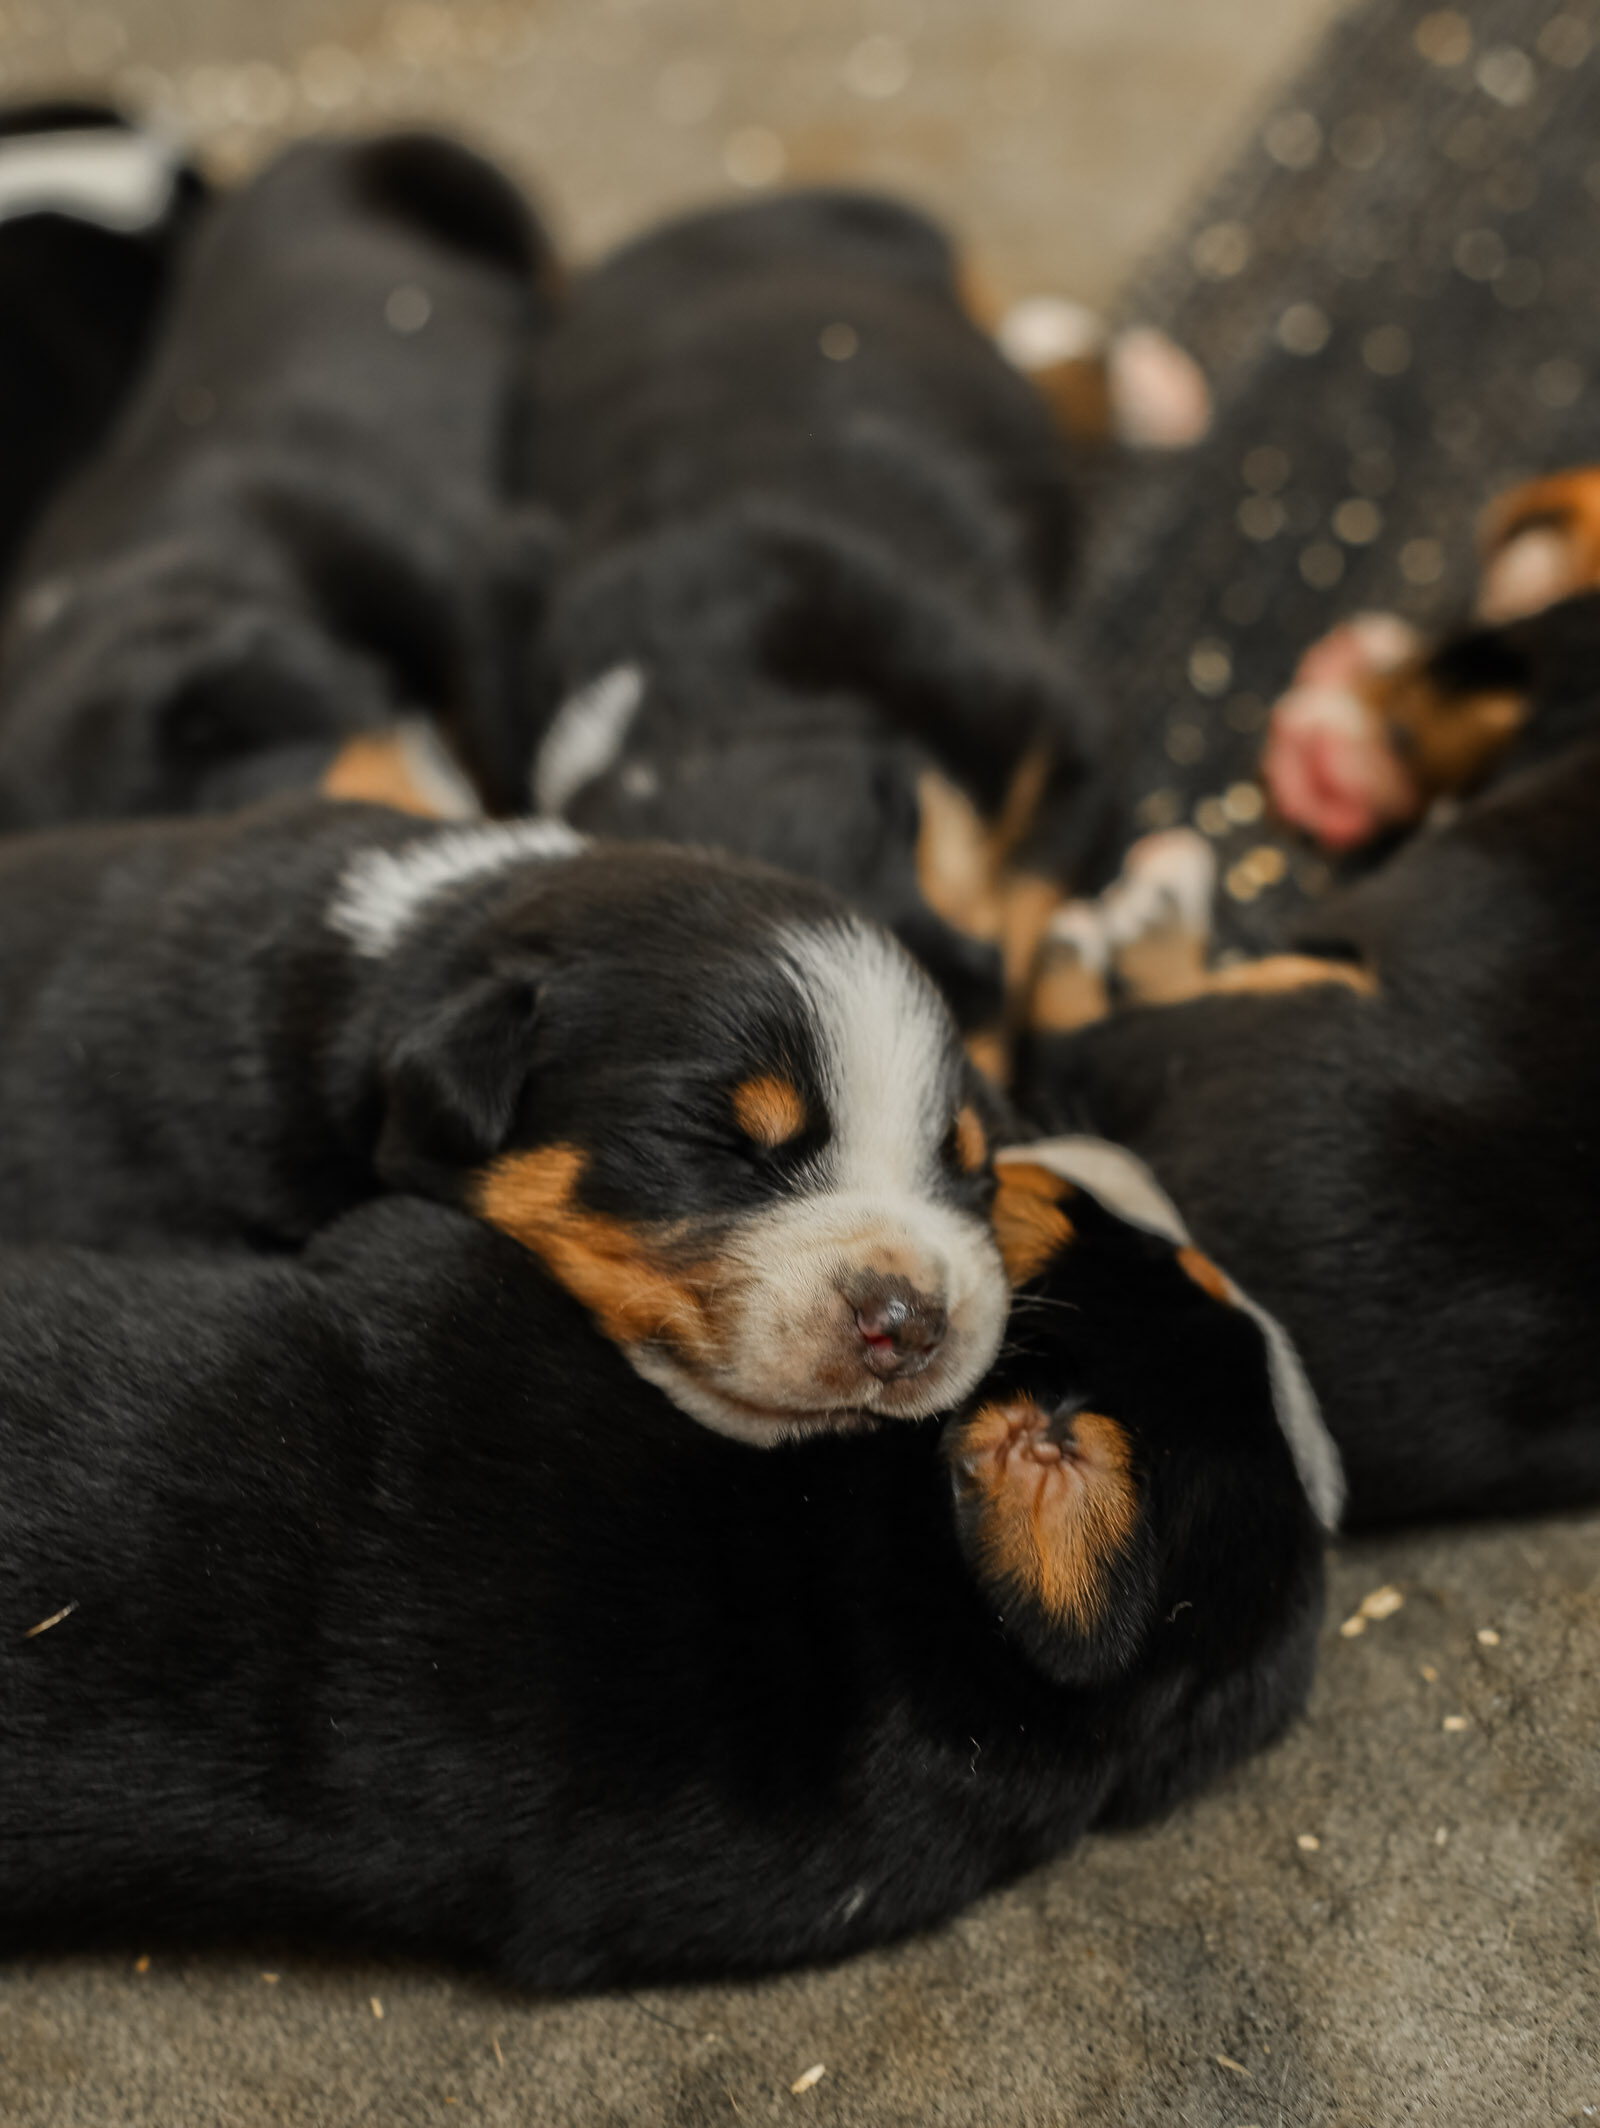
[945,1139,1337,1689]
[337,831,1010,1443]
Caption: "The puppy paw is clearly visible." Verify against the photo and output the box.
[946,1395,1147,1679]
[1028,901,1110,1033]
[1099,828,1215,1003]
[1261,614,1424,851]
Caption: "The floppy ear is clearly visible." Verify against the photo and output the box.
[943,1395,1157,1688]
[374,966,543,1195]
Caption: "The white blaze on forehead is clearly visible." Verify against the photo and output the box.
[327,818,585,957]
[998,1136,1346,1531]
[780,918,956,1189]
[533,662,646,817]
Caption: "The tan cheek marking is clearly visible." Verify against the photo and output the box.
[1176,1245,1234,1305]
[320,733,445,816]
[473,1144,716,1357]
[991,1160,1076,1285]
[957,1398,1139,1632]
[732,1074,807,1149]
[954,1103,988,1174]
[1203,954,1377,999]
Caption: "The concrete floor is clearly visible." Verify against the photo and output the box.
[3,2,1599,2124]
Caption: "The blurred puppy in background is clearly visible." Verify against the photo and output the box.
[510,188,1091,1048]
[0,130,558,827]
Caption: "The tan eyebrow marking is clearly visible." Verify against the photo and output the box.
[731,1074,808,1149]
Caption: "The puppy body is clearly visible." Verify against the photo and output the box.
[0,133,556,826]
[0,796,1008,1438]
[1023,633,1600,1524]
[513,190,1088,1027]
[0,1166,1325,1986]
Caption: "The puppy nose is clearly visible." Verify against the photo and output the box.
[850,1277,948,1379]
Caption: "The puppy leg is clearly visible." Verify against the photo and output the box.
[1100,828,1216,1004]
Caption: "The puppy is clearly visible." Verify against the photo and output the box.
[1261,468,1600,851]
[0,102,207,594]
[511,189,1089,1037]
[0,796,1008,1441]
[1019,509,1600,1522]
[0,131,557,827]
[0,1146,1330,1986]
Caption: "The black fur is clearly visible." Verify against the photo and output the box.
[510,189,1090,1025]
[1021,594,1600,1526]
[0,132,558,826]
[0,796,994,1251]
[0,1178,1322,1987]
[0,103,208,597]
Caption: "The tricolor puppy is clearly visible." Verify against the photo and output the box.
[0,1146,1328,1986]
[0,798,1007,1440]
[1261,467,1600,852]
[1020,635,1600,1524]
[512,188,1089,1038]
[0,131,557,828]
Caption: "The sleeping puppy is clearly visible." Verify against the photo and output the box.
[0,102,207,596]
[0,1147,1331,1986]
[0,130,557,828]
[0,797,1008,1442]
[1018,584,1600,1524]
[1261,468,1600,851]
[511,188,1089,1037]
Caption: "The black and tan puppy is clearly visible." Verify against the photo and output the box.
[0,797,1010,1441]
[0,1142,1332,1986]
[511,188,1088,1036]
[1020,500,1600,1524]
[0,130,556,827]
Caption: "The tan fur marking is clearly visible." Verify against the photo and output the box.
[731,1074,807,1149]
[958,1398,1139,1631]
[991,1160,1075,1285]
[473,1145,715,1356]
[965,1029,1007,1086]
[1368,664,1528,798]
[916,768,1005,943]
[320,733,443,816]
[1478,466,1600,603]
[1204,954,1377,998]
[1115,926,1210,1005]
[1177,1245,1234,1305]
[954,1103,988,1174]
[1028,944,1110,1033]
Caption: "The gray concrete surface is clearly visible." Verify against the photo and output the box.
[2,3,1599,2124]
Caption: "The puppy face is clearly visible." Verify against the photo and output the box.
[946,1140,1338,1687]
[340,833,1009,1443]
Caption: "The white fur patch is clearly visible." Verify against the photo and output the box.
[533,663,646,817]
[327,818,584,958]
[0,128,178,232]
[997,1136,1345,1529]
[1100,829,1216,951]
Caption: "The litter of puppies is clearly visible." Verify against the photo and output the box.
[0,97,1589,1992]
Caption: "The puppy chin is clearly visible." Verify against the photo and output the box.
[626,1331,997,1448]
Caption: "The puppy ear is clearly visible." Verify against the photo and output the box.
[374,967,542,1194]
[944,1395,1156,1687]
